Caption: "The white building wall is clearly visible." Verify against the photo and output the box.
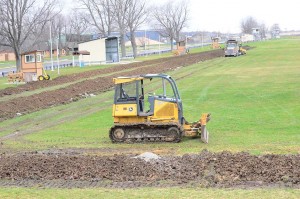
[241,34,254,43]
[78,39,106,64]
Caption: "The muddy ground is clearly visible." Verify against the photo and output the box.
[0,50,223,97]
[0,50,224,121]
[0,150,299,189]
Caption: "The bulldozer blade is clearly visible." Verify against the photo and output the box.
[201,125,209,143]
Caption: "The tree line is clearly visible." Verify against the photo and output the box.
[240,16,280,39]
[0,0,189,71]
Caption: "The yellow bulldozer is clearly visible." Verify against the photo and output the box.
[110,74,210,143]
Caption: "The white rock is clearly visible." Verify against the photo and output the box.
[134,152,161,162]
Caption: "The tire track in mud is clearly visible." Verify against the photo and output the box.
[0,50,224,121]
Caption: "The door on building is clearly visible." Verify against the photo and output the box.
[5,53,9,61]
[105,37,119,63]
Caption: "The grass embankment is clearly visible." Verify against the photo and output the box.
[0,61,15,69]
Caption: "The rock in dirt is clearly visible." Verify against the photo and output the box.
[134,152,161,162]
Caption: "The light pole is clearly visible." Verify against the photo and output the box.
[201,32,204,48]
[185,35,188,48]
[49,23,54,71]
[56,36,60,75]
[144,29,147,50]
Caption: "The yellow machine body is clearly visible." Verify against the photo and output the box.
[110,74,210,143]
[113,100,179,123]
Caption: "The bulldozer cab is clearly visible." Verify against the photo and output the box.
[113,74,183,124]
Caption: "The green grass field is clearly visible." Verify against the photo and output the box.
[0,61,15,69]
[0,38,299,198]
[0,187,299,199]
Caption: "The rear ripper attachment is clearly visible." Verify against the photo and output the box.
[109,74,211,143]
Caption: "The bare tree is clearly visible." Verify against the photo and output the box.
[270,23,280,38]
[152,0,189,50]
[78,0,114,37]
[171,0,188,42]
[61,9,90,54]
[152,4,174,49]
[112,0,131,58]
[240,16,258,34]
[259,22,268,39]
[69,9,89,38]
[270,24,280,32]
[52,14,67,53]
[0,0,58,71]
[126,0,147,58]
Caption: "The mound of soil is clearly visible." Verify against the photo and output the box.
[0,151,299,188]
[0,50,223,97]
[0,50,224,121]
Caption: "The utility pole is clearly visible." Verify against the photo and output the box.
[50,23,54,71]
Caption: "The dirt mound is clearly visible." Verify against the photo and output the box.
[0,50,223,97]
[0,50,224,121]
[0,151,299,188]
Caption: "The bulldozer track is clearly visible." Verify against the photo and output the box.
[110,123,183,143]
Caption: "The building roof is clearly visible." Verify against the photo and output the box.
[21,50,44,55]
[0,50,14,53]
[78,36,118,45]
[73,50,90,55]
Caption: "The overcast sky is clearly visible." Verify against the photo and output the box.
[68,0,299,33]
[187,0,299,32]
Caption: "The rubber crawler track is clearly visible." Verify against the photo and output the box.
[109,123,183,143]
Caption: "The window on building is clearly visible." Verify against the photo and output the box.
[25,54,35,63]
[36,53,42,62]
